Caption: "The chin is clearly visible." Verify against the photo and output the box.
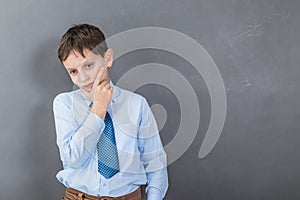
[80,88,91,93]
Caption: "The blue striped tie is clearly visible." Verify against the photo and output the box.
[97,112,120,178]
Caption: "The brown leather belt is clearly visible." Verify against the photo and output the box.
[64,187,141,200]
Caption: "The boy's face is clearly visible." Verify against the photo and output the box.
[62,48,113,97]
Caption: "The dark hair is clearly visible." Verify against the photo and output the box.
[58,24,108,62]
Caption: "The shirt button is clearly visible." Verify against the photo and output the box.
[103,183,106,187]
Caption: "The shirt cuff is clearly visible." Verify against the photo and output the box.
[147,187,162,200]
[85,112,105,133]
[75,112,105,149]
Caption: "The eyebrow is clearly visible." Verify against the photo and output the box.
[66,59,95,70]
[82,59,94,65]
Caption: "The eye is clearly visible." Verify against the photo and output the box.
[86,63,93,68]
[69,70,77,75]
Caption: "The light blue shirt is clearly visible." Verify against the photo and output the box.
[53,81,168,200]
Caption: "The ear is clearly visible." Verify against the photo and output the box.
[104,48,114,68]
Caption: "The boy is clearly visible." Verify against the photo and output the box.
[53,24,168,200]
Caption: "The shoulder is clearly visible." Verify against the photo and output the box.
[113,86,150,125]
[53,90,82,108]
[116,86,148,106]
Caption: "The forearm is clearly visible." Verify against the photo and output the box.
[141,146,168,199]
[146,166,169,200]
[56,112,105,168]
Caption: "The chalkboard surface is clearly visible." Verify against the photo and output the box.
[0,0,299,199]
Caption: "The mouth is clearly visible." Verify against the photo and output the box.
[82,82,94,90]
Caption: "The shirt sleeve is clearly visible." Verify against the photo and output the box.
[138,97,169,199]
[53,93,105,169]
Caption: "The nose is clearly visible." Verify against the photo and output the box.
[78,70,89,82]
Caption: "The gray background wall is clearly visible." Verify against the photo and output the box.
[1,0,300,199]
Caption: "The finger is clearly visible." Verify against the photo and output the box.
[105,82,111,89]
[93,66,106,89]
[99,80,108,87]
[108,86,114,93]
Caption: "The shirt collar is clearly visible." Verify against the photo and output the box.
[79,80,120,108]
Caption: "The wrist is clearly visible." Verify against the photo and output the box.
[147,187,162,200]
[90,105,107,120]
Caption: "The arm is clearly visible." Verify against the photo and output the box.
[138,98,169,200]
[53,93,105,169]
[53,68,113,169]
